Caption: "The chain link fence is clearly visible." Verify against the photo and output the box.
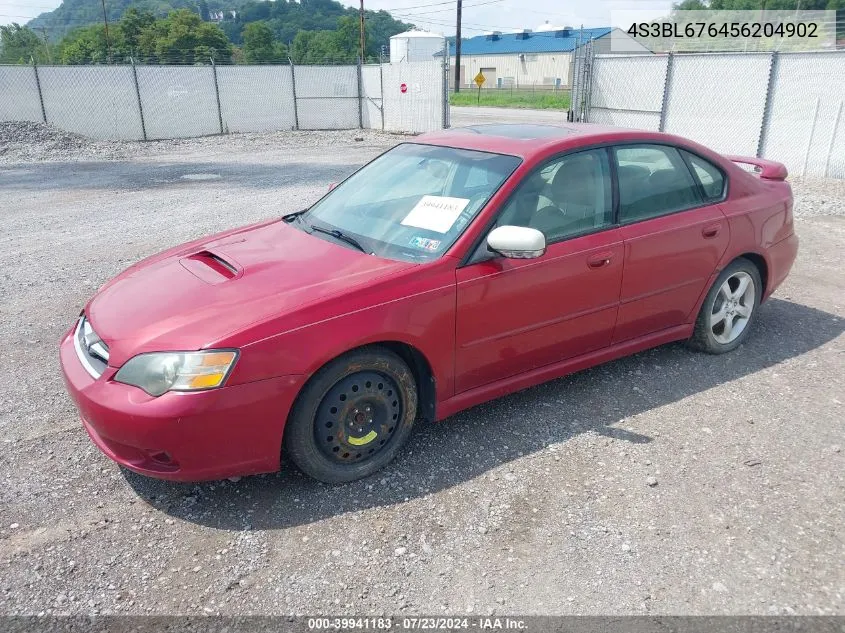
[0,59,449,140]
[588,54,668,131]
[584,50,845,179]
[0,65,44,123]
[383,61,448,134]
[761,52,845,179]
[215,64,296,133]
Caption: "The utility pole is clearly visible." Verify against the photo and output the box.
[101,0,112,63]
[39,26,51,63]
[454,0,462,93]
[359,0,366,63]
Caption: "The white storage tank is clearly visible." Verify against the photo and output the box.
[389,30,446,63]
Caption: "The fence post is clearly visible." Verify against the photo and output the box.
[356,56,364,130]
[802,97,821,177]
[289,58,299,131]
[658,52,674,133]
[443,57,452,130]
[583,39,595,123]
[567,48,578,122]
[380,62,386,131]
[31,57,47,124]
[756,51,779,158]
[824,101,843,178]
[130,57,147,141]
[210,57,224,135]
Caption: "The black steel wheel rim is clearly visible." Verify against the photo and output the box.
[315,371,403,463]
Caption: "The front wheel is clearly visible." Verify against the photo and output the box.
[689,257,762,354]
[283,347,418,483]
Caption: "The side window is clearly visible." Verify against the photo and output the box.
[682,150,726,201]
[496,148,613,242]
[615,145,701,223]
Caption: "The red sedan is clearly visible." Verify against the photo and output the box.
[60,124,798,484]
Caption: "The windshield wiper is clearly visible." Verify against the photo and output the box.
[309,224,369,254]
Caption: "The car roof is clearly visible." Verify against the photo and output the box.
[415,123,671,158]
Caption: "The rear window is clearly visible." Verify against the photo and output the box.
[683,151,726,201]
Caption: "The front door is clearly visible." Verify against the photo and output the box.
[455,148,624,394]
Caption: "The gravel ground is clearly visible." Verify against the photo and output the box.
[0,122,843,617]
[0,121,401,165]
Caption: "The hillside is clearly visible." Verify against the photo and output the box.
[221,0,410,47]
[27,1,243,40]
[27,0,413,49]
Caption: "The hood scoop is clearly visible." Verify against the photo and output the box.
[179,250,241,284]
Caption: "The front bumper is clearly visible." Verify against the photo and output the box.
[60,326,303,482]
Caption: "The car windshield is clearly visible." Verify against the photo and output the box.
[299,143,521,262]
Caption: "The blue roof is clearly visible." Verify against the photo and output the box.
[442,27,612,56]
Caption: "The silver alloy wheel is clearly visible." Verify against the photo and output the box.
[710,271,756,344]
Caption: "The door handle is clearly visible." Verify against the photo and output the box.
[702,223,722,239]
[587,251,613,269]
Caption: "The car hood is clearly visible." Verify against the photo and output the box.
[86,220,412,365]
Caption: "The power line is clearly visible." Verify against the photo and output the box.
[382,0,465,11]
[398,0,503,16]
[394,10,604,37]
[393,12,512,32]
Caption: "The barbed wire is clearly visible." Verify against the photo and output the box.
[0,56,392,66]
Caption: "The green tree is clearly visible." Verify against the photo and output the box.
[291,30,343,63]
[0,24,45,64]
[119,7,156,56]
[137,9,232,63]
[198,0,211,22]
[56,24,109,64]
[242,21,285,62]
[289,12,411,63]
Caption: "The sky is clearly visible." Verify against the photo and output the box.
[1,0,676,34]
[0,1,61,26]
[343,0,675,36]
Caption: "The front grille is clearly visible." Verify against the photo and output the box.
[73,316,110,379]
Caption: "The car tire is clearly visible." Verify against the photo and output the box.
[283,346,418,484]
[689,257,763,354]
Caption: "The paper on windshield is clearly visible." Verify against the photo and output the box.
[401,195,470,234]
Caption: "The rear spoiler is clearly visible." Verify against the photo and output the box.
[725,155,788,181]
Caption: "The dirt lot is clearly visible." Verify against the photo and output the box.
[0,120,843,617]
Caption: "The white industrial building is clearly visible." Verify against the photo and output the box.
[442,26,650,89]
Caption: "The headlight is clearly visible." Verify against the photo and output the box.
[114,350,238,397]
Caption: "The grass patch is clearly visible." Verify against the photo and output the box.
[450,89,571,110]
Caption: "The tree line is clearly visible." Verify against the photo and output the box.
[0,0,414,65]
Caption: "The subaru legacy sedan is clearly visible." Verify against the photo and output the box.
[60,124,798,484]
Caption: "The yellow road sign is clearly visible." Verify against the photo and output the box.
[473,71,485,88]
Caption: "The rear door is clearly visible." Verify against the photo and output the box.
[612,144,730,343]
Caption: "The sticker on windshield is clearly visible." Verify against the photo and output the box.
[409,236,441,252]
[401,195,470,234]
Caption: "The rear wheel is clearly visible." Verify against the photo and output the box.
[689,258,762,354]
[283,347,417,483]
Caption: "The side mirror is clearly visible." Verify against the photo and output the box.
[486,225,546,259]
